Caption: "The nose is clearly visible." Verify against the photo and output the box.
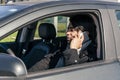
[66,31,72,36]
[66,31,72,40]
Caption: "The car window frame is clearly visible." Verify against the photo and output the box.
[21,10,104,77]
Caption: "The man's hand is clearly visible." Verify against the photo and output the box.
[70,31,84,49]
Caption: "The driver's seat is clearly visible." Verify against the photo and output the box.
[22,23,57,69]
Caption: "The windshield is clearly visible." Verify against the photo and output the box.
[0,5,28,19]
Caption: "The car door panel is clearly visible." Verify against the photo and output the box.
[27,62,120,80]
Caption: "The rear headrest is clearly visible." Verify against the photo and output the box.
[39,23,56,40]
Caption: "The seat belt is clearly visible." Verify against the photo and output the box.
[21,22,38,57]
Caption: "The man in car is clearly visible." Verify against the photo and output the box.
[28,22,92,72]
[63,24,91,66]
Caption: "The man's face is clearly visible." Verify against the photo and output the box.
[66,29,82,42]
[66,30,73,41]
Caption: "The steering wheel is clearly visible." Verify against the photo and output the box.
[0,44,15,56]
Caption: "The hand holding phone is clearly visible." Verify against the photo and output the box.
[79,32,83,39]
[70,31,84,49]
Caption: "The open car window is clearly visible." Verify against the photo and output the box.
[21,11,103,74]
[0,31,18,42]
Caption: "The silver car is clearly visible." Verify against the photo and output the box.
[0,0,120,80]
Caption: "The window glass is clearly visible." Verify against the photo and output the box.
[115,11,120,27]
[57,16,68,37]
[34,16,68,40]
[0,31,18,42]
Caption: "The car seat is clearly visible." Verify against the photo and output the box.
[22,23,57,69]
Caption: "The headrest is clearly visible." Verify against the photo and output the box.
[81,32,91,51]
[39,23,56,40]
[70,14,94,31]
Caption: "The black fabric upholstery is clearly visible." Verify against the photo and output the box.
[22,23,57,69]
[22,42,50,69]
[39,23,56,40]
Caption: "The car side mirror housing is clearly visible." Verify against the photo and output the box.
[0,53,27,79]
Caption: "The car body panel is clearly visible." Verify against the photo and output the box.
[106,5,120,61]
[28,62,120,80]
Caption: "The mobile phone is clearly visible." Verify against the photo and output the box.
[80,32,83,39]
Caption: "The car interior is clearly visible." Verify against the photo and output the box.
[0,12,102,73]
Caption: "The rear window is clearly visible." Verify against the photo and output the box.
[115,11,120,27]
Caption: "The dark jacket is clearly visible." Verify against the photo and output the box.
[63,32,97,66]
[28,32,97,72]
[63,49,88,66]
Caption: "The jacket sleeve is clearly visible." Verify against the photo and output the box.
[63,49,80,66]
[28,56,50,72]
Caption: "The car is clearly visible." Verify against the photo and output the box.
[0,0,120,80]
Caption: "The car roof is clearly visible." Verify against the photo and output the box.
[5,0,120,6]
[0,0,119,23]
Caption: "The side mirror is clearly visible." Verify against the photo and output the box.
[0,53,27,79]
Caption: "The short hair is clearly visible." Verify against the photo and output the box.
[74,26,85,32]
[67,23,85,32]
[69,15,93,32]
